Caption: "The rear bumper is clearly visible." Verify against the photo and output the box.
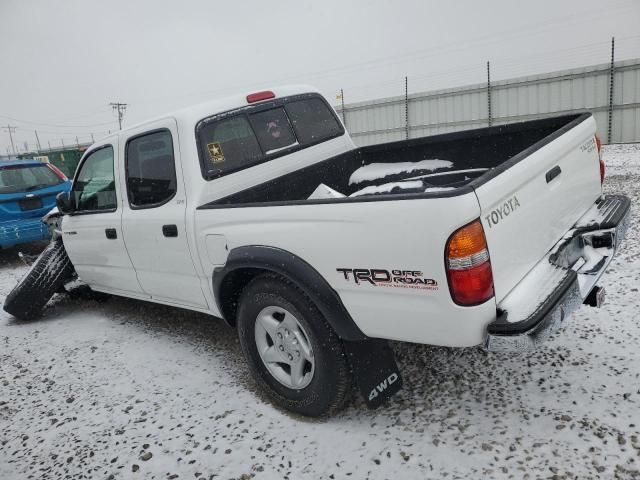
[0,218,50,248]
[484,194,631,352]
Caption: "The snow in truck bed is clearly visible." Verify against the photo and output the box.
[349,159,454,185]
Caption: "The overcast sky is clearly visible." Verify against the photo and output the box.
[1,0,639,154]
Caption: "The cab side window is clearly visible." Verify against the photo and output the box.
[126,130,177,208]
[72,146,116,212]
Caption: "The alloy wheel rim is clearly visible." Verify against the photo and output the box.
[254,305,315,389]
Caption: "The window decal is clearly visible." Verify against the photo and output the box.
[207,142,225,164]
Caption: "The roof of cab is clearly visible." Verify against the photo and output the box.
[112,85,320,140]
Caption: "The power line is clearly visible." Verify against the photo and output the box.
[0,114,115,129]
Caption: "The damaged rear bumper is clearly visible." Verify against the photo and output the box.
[484,194,631,353]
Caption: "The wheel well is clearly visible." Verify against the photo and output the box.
[213,246,366,341]
[218,267,272,327]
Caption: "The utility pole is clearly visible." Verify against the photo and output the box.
[48,140,51,151]
[91,133,95,143]
[110,102,127,130]
[3,125,16,156]
[34,130,42,152]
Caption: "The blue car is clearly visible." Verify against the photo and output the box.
[0,159,71,249]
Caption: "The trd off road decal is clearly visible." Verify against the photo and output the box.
[206,142,225,164]
[484,195,520,229]
[336,268,438,291]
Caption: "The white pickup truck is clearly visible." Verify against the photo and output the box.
[4,86,630,416]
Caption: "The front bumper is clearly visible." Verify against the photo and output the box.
[484,194,631,352]
[0,218,50,248]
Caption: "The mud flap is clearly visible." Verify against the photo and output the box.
[344,339,403,409]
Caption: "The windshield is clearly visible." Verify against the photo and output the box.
[0,164,63,194]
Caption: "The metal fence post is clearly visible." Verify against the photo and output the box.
[487,61,492,127]
[340,88,346,129]
[607,37,615,144]
[405,76,409,140]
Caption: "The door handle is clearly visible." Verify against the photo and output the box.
[105,228,117,239]
[546,165,562,183]
[162,224,178,237]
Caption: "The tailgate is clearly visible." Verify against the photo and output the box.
[474,115,602,303]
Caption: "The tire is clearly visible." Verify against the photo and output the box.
[236,274,351,417]
[3,238,76,320]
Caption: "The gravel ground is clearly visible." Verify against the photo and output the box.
[1,145,639,480]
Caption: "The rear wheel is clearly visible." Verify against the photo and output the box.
[236,274,351,417]
[3,238,75,320]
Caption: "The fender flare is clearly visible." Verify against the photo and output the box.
[213,245,367,341]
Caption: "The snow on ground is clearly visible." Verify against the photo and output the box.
[1,145,640,479]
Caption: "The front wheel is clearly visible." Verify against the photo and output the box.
[236,274,351,417]
[3,238,75,320]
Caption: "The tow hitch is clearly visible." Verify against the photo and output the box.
[584,286,606,308]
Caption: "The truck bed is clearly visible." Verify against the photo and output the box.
[203,113,587,206]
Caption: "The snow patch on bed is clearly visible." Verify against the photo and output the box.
[307,183,346,200]
[350,181,424,197]
[424,186,456,193]
[349,159,454,185]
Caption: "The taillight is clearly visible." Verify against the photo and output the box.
[595,134,605,185]
[47,163,68,181]
[246,90,275,103]
[445,220,494,306]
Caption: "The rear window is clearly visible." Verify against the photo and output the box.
[248,107,298,154]
[196,94,344,179]
[0,164,63,194]
[198,115,263,176]
[285,98,343,144]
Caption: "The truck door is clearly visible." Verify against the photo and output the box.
[62,142,146,296]
[119,121,208,308]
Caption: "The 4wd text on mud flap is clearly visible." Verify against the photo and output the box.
[484,195,521,229]
[369,373,399,401]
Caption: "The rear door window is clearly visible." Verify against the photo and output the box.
[126,130,177,208]
[285,98,343,144]
[248,107,297,154]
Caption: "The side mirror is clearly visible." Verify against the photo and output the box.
[56,191,74,215]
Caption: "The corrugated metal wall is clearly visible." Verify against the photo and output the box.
[337,59,640,146]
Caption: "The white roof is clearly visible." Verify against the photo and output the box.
[114,84,320,139]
